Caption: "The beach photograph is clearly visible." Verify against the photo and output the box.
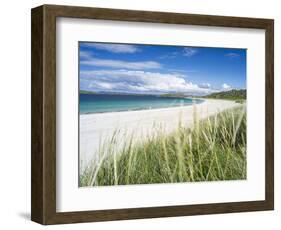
[79,42,247,187]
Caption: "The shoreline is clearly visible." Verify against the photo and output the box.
[79,99,240,170]
[80,97,204,115]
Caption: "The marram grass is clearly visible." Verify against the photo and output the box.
[80,105,247,187]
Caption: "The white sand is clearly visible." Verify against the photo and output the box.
[79,99,239,168]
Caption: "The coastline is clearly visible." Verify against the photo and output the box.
[80,96,204,115]
[79,99,240,170]
[80,98,204,115]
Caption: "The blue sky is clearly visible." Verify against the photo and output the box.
[79,42,246,95]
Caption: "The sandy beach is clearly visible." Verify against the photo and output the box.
[79,99,240,169]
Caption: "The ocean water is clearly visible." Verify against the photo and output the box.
[80,94,204,114]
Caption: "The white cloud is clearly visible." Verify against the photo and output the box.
[81,58,162,70]
[81,43,140,53]
[183,48,198,57]
[80,69,215,94]
[199,83,211,89]
[222,83,231,90]
[79,51,91,59]
[225,52,240,58]
[159,51,179,59]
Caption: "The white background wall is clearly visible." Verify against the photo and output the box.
[0,0,279,229]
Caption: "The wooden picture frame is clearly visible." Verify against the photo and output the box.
[31,4,274,225]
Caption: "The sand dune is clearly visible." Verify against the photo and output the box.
[79,99,239,168]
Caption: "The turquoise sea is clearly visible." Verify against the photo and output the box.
[80,94,204,114]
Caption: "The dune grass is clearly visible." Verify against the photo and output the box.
[80,105,247,187]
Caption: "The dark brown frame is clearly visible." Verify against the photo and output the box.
[31,4,274,225]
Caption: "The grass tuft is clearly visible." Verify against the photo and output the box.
[80,105,247,186]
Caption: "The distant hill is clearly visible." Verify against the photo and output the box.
[80,90,96,94]
[203,89,246,100]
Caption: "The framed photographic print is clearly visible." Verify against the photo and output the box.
[31,4,274,225]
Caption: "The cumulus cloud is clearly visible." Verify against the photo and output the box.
[183,48,198,57]
[199,83,211,89]
[80,43,140,53]
[80,69,215,94]
[222,83,231,90]
[81,58,162,70]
